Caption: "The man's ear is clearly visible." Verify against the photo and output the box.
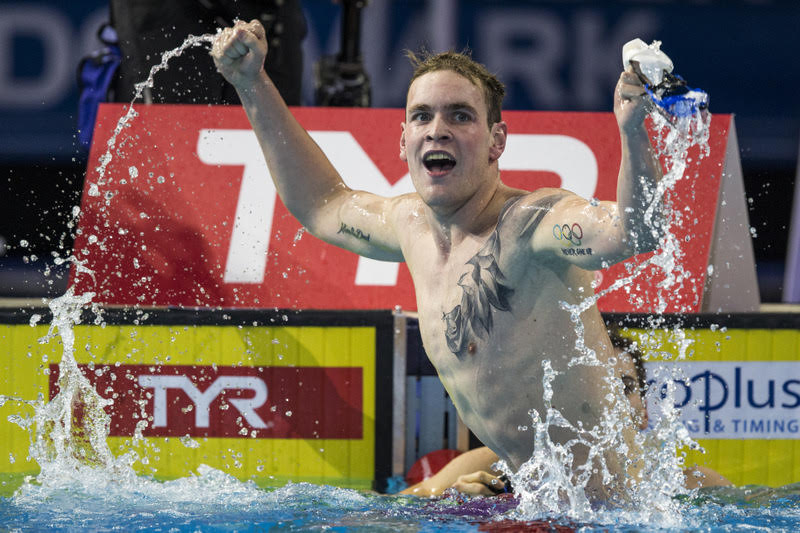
[399,122,408,162]
[489,121,507,162]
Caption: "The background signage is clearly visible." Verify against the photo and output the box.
[1,315,391,490]
[70,104,730,312]
[49,364,364,439]
[647,361,800,440]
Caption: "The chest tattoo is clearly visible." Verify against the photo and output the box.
[442,231,513,356]
[442,194,563,357]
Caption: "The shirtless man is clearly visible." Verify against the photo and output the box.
[212,20,663,500]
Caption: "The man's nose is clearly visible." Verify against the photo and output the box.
[425,115,452,141]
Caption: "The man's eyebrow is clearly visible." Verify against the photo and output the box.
[445,102,478,114]
[407,102,479,114]
[407,103,431,114]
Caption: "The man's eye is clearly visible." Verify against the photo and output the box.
[412,111,431,121]
[453,111,472,122]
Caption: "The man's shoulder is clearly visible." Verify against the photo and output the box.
[386,192,431,239]
[490,188,590,266]
[505,188,573,210]
[387,192,425,219]
[497,188,572,229]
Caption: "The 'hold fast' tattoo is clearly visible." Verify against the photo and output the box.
[443,194,563,357]
[337,222,370,242]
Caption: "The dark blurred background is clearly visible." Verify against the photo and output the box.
[1,0,798,302]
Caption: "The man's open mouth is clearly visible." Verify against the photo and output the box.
[423,151,457,174]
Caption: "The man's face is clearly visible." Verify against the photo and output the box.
[400,70,506,210]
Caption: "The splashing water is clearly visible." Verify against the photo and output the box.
[87,33,217,202]
[8,289,148,495]
[2,32,220,502]
[500,105,713,525]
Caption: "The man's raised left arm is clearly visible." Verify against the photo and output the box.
[527,69,662,270]
[613,68,663,256]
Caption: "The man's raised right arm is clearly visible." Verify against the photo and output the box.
[211,20,404,261]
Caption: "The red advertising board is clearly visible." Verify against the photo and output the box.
[49,364,363,439]
[72,104,730,312]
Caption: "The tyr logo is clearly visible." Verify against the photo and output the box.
[49,363,364,439]
[138,375,268,429]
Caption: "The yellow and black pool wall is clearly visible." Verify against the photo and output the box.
[603,312,800,486]
[0,306,399,493]
[4,307,799,490]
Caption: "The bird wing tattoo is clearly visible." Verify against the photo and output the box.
[443,194,563,357]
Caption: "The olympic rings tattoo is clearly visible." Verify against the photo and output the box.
[552,223,583,246]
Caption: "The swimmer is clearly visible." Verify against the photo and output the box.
[401,330,732,497]
[212,20,666,501]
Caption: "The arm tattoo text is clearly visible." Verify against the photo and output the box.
[337,222,371,242]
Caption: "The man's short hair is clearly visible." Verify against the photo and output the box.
[608,328,648,399]
[405,49,505,127]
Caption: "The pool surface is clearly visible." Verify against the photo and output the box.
[2,466,799,532]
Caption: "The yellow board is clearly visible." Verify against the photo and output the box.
[624,326,800,487]
[0,322,378,492]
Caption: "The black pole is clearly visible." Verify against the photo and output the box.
[339,0,364,64]
[314,0,371,107]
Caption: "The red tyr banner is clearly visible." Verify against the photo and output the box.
[49,364,363,439]
[72,104,730,312]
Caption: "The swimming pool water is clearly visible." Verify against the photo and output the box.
[1,466,798,532]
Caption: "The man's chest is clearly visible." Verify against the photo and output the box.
[405,241,486,312]
[408,242,529,365]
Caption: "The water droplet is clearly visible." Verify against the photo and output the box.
[178,434,200,448]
